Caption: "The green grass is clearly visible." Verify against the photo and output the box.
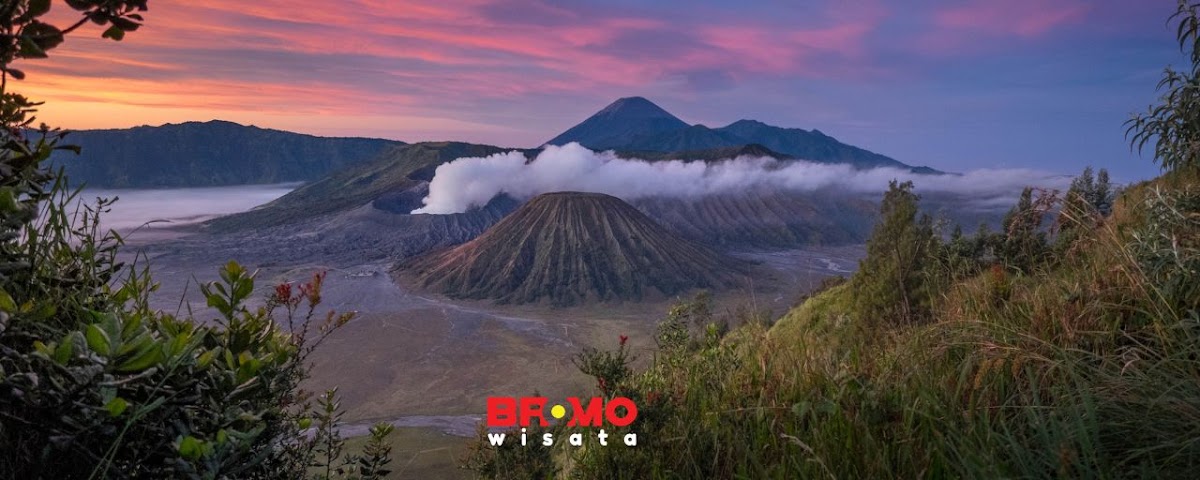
[464,173,1200,479]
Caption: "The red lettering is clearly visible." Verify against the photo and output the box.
[606,397,638,427]
[519,396,548,427]
[567,397,604,427]
[486,397,517,428]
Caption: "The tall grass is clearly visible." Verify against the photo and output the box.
[466,174,1200,479]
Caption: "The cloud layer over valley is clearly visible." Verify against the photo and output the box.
[83,184,296,233]
[413,143,1071,214]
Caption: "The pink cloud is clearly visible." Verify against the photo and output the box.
[15,0,893,140]
[935,0,1091,37]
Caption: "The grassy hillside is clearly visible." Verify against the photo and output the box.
[463,169,1200,478]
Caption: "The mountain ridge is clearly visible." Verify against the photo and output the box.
[53,119,401,188]
[547,97,937,172]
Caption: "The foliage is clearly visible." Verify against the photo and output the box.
[1127,185,1200,317]
[996,186,1056,272]
[0,2,393,478]
[463,170,1200,480]
[310,389,396,480]
[1127,1,1200,173]
[652,291,717,357]
[461,421,557,480]
[1055,167,1115,255]
[573,335,634,398]
[1,0,147,289]
[850,180,937,326]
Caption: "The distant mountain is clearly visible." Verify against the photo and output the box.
[401,192,750,306]
[52,120,400,188]
[547,97,936,172]
[625,124,750,152]
[207,141,532,232]
[717,119,904,169]
[545,97,690,150]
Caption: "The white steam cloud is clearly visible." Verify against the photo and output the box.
[412,142,1068,215]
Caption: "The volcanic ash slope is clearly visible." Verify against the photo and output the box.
[402,191,751,306]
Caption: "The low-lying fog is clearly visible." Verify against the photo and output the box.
[80,183,296,233]
[414,143,1073,215]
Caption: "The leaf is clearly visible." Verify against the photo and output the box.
[105,397,128,417]
[117,343,162,372]
[0,187,17,214]
[23,21,63,51]
[110,16,140,32]
[0,289,15,313]
[196,349,217,368]
[116,333,151,357]
[178,436,203,461]
[86,324,112,356]
[233,278,254,303]
[206,295,229,314]
[53,337,74,364]
[19,36,47,59]
[102,25,125,41]
[64,0,90,11]
[26,0,50,17]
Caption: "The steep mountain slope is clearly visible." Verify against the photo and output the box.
[206,141,533,231]
[52,120,399,188]
[402,192,751,306]
[544,97,690,150]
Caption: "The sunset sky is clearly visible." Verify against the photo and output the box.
[16,1,1181,179]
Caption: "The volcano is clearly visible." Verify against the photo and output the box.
[402,192,750,306]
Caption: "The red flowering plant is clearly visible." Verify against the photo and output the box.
[572,334,635,398]
[263,269,353,362]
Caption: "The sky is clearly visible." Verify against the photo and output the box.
[15,0,1184,181]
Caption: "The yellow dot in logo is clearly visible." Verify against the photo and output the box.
[550,404,566,419]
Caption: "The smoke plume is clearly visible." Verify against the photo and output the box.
[412,143,1068,214]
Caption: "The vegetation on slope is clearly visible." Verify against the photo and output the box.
[468,160,1198,480]
[0,3,394,478]
[463,4,1200,478]
[404,192,751,306]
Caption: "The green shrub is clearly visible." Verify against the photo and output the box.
[0,3,392,477]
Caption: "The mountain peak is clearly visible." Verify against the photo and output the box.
[545,97,689,150]
[727,119,768,128]
[595,97,674,117]
[545,100,935,173]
